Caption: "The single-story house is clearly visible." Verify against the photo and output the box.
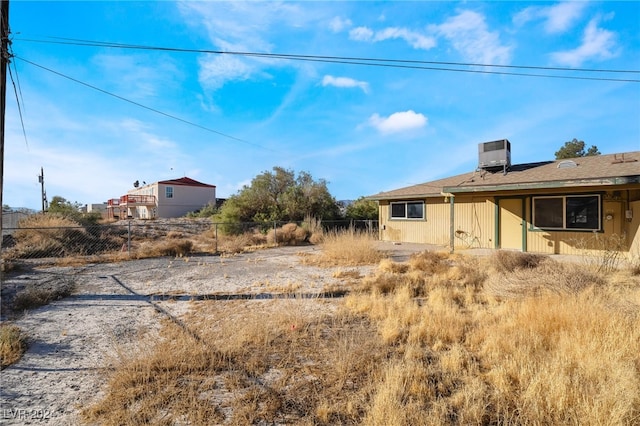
[107,177,216,219]
[368,141,640,256]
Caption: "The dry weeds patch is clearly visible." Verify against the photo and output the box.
[83,300,385,425]
[0,324,27,369]
[80,248,640,425]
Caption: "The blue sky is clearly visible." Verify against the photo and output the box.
[5,1,640,210]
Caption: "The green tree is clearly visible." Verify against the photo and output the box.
[555,139,601,159]
[345,196,379,220]
[186,201,218,218]
[47,196,100,225]
[215,167,340,231]
[48,196,82,215]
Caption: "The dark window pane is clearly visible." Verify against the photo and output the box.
[534,198,563,228]
[391,203,406,218]
[566,196,599,230]
[407,202,424,219]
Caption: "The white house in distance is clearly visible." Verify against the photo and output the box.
[107,177,216,219]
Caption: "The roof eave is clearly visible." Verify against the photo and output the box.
[367,193,443,201]
[444,175,640,194]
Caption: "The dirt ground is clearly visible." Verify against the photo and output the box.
[0,242,437,425]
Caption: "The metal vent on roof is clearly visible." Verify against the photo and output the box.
[557,160,578,169]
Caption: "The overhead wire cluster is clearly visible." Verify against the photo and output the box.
[18,36,640,82]
[9,35,640,149]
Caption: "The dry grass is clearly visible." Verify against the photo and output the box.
[134,238,194,258]
[0,324,27,369]
[82,244,640,425]
[491,250,548,273]
[83,301,384,425]
[6,214,122,260]
[12,278,76,312]
[301,227,384,266]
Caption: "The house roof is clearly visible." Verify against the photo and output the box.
[157,177,216,188]
[368,151,640,200]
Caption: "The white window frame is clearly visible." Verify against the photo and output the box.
[390,201,425,220]
[165,186,174,199]
[532,194,601,231]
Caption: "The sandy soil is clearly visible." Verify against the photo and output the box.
[0,243,433,425]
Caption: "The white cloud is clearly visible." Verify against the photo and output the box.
[374,27,436,50]
[430,10,512,65]
[551,18,618,66]
[91,53,181,99]
[349,26,374,41]
[368,110,428,134]
[329,16,352,32]
[514,2,587,34]
[322,75,369,93]
[198,55,254,91]
[179,2,322,91]
[349,26,435,50]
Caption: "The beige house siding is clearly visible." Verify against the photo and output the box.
[377,187,639,256]
[521,188,635,255]
[379,199,448,245]
[453,197,495,249]
[626,199,640,257]
[156,183,216,218]
[379,197,496,248]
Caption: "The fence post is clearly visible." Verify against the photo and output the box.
[273,221,277,245]
[127,220,131,254]
[215,223,218,253]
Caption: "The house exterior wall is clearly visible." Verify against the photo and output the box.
[628,199,640,257]
[378,186,639,255]
[378,197,495,248]
[453,197,495,248]
[522,187,635,256]
[379,199,447,245]
[127,184,159,219]
[156,183,215,218]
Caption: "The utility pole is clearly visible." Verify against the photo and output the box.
[0,0,9,274]
[38,167,46,212]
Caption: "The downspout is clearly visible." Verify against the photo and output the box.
[442,192,455,253]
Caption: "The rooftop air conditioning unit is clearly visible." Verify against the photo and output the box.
[478,139,511,170]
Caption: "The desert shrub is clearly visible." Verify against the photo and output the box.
[217,232,267,254]
[266,223,309,245]
[574,234,627,273]
[486,260,605,298]
[137,239,193,257]
[166,231,184,239]
[492,250,548,273]
[378,258,409,274]
[186,201,218,218]
[408,251,450,274]
[0,324,27,369]
[303,215,324,244]
[12,278,76,311]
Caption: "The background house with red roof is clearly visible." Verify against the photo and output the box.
[107,177,216,219]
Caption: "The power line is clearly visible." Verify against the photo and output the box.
[8,60,28,149]
[15,36,640,83]
[14,55,274,151]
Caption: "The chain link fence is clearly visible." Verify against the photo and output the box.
[2,218,378,267]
